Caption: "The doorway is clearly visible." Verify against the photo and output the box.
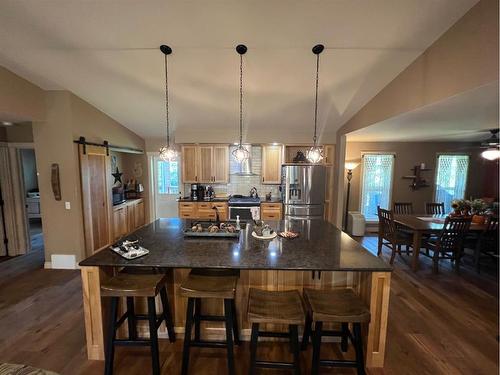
[150,154,180,219]
[20,148,43,253]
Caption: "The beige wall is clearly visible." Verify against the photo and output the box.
[345,141,493,215]
[333,0,499,226]
[0,66,46,122]
[5,122,34,143]
[29,90,149,264]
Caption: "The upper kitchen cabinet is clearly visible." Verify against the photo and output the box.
[181,144,229,184]
[181,145,198,183]
[262,144,283,184]
[213,145,229,183]
[198,146,214,183]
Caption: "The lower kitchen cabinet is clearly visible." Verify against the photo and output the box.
[112,199,145,241]
[260,202,283,220]
[178,201,228,221]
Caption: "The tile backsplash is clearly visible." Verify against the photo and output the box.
[183,145,281,199]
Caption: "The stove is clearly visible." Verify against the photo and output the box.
[228,195,260,207]
[228,195,260,220]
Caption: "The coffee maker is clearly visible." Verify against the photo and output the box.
[190,184,206,200]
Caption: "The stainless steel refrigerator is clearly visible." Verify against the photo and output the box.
[281,164,326,220]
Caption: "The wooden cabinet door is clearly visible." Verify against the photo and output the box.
[262,145,283,184]
[134,200,145,228]
[126,204,135,232]
[112,207,127,241]
[182,146,198,183]
[213,146,229,183]
[198,146,214,183]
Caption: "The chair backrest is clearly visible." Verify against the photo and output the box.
[437,216,472,252]
[393,202,413,215]
[483,216,499,243]
[377,206,396,240]
[425,202,445,215]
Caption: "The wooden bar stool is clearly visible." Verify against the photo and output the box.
[180,269,239,375]
[247,288,304,375]
[301,288,370,375]
[101,272,176,375]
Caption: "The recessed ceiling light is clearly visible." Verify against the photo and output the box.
[1,121,13,126]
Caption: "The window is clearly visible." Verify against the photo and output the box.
[157,160,179,194]
[360,154,395,220]
[434,154,469,210]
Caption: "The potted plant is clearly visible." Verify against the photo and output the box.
[450,199,466,216]
[470,198,489,224]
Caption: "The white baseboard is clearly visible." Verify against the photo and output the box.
[50,254,77,269]
[44,261,52,269]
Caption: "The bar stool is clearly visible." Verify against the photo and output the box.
[247,288,304,375]
[101,272,176,375]
[301,288,370,375]
[180,269,239,375]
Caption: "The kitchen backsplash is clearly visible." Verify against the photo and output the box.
[183,145,281,198]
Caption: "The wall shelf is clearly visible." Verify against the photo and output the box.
[402,165,431,190]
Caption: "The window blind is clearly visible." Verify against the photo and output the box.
[360,154,395,220]
[435,154,469,210]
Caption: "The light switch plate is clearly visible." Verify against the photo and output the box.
[65,201,71,210]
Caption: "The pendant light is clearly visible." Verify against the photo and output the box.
[159,44,178,161]
[306,44,325,164]
[232,44,250,163]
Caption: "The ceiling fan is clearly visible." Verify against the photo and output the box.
[479,129,499,160]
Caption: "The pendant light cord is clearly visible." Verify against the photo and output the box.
[164,53,170,147]
[239,53,243,146]
[313,52,320,146]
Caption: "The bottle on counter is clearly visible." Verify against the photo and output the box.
[235,215,241,231]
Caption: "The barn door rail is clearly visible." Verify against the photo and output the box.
[74,136,144,155]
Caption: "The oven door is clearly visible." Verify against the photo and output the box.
[229,206,260,221]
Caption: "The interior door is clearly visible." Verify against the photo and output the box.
[79,145,112,254]
[153,156,180,219]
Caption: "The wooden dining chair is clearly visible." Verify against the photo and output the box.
[425,202,445,215]
[393,202,414,215]
[377,207,413,264]
[474,216,499,273]
[423,216,472,273]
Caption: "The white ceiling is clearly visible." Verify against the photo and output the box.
[0,0,479,143]
[346,81,499,143]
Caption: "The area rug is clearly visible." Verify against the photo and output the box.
[0,364,58,375]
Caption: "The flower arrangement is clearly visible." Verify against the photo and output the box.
[470,199,489,215]
[450,199,470,215]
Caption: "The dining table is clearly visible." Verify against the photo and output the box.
[393,214,486,271]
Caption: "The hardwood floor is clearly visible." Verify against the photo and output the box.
[0,237,497,374]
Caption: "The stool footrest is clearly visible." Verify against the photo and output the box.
[258,331,290,339]
[114,339,151,347]
[198,314,226,322]
[319,359,358,368]
[190,340,227,349]
[255,360,295,370]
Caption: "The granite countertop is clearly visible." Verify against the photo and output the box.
[79,218,391,272]
[178,197,229,202]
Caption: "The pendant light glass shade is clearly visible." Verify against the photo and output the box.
[307,44,325,164]
[481,148,500,160]
[158,45,177,161]
[232,44,249,163]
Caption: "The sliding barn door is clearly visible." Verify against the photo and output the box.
[79,145,112,255]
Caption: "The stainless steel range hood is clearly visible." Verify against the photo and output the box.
[230,144,256,176]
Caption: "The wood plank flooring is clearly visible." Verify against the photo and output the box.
[0,237,497,374]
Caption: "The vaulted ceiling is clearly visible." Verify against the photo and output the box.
[0,0,479,143]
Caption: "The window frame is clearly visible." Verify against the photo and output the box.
[155,157,181,196]
[358,151,396,221]
[433,153,470,205]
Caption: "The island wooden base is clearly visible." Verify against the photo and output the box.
[81,267,391,367]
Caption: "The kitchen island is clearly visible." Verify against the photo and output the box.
[79,218,392,368]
